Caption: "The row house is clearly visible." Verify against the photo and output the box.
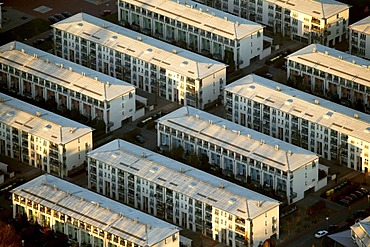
[0,41,138,132]
[349,16,370,60]
[52,13,227,109]
[0,93,93,178]
[12,174,180,247]
[117,0,266,69]
[156,106,325,204]
[87,139,280,247]
[286,44,370,113]
[224,74,370,172]
[192,0,350,46]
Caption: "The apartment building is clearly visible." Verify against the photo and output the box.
[287,44,370,113]
[0,41,138,132]
[52,13,227,109]
[193,0,349,46]
[157,107,325,205]
[225,74,370,172]
[117,0,266,69]
[0,93,93,178]
[351,216,370,247]
[88,139,280,247]
[349,16,370,60]
[12,174,180,247]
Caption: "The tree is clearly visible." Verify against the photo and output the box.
[170,146,184,161]
[0,222,21,247]
[187,152,200,167]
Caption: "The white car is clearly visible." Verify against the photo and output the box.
[315,230,328,239]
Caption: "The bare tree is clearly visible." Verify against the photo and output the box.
[0,222,21,247]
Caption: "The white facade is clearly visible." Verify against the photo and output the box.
[0,93,93,178]
[351,216,370,247]
[52,13,227,109]
[349,16,370,60]
[0,41,137,132]
[117,0,265,69]
[156,107,324,205]
[287,44,370,113]
[225,74,370,173]
[87,139,280,247]
[12,174,180,247]
[193,0,349,46]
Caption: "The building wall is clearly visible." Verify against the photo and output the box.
[0,62,134,132]
[191,0,349,46]
[156,123,321,204]
[225,88,370,173]
[88,156,279,247]
[53,28,226,109]
[117,0,264,69]
[12,193,179,247]
[64,134,93,175]
[349,29,370,60]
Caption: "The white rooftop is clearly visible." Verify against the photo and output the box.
[287,44,370,88]
[351,216,370,247]
[11,174,179,246]
[267,0,350,19]
[88,139,280,220]
[225,74,370,143]
[158,107,318,172]
[349,16,370,35]
[52,13,227,80]
[0,41,135,102]
[0,93,92,144]
[120,0,263,40]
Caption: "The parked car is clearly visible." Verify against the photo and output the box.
[349,193,358,201]
[101,10,112,16]
[33,38,45,45]
[54,14,66,21]
[315,230,328,239]
[360,187,369,195]
[62,11,73,18]
[354,190,364,197]
[135,135,145,143]
[338,199,350,206]
[48,16,59,23]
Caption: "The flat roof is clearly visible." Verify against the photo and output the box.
[157,107,318,172]
[88,139,280,219]
[52,13,227,80]
[11,174,179,246]
[287,44,370,88]
[120,0,263,40]
[349,16,370,35]
[225,74,370,143]
[267,0,350,19]
[0,93,92,144]
[351,216,370,247]
[0,42,135,102]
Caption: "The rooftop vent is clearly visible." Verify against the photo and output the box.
[285,99,293,105]
[228,197,237,204]
[352,60,356,64]
[195,114,199,119]
[365,127,370,134]
[36,111,41,117]
[260,139,265,144]
[325,51,329,55]
[110,35,117,41]
[103,24,108,29]
[142,152,146,158]
[137,36,142,41]
[354,113,359,119]
[208,120,213,124]
[60,64,64,68]
[172,49,177,54]
[314,99,319,105]
[224,16,228,21]
[257,200,263,207]
[145,48,153,54]
[150,166,158,173]
[276,86,281,91]
[188,181,197,188]
[180,167,185,173]
[219,182,225,189]
[69,67,72,71]
[288,150,292,156]
[247,134,251,139]
[247,85,255,91]
[76,23,83,28]
[21,49,25,53]
[275,144,279,150]
[222,125,226,130]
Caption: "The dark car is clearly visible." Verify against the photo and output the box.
[349,193,358,201]
[48,16,59,23]
[54,14,66,21]
[62,11,73,18]
[338,199,350,206]
[361,187,369,195]
[135,135,145,143]
[354,190,364,197]
[33,38,45,45]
